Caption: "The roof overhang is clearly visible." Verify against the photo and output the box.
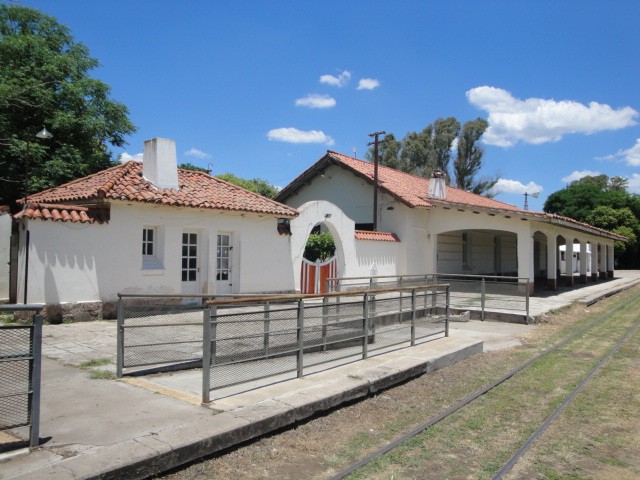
[427,198,626,242]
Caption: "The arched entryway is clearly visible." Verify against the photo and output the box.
[300,223,337,294]
[289,200,356,294]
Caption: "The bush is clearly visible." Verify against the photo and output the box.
[303,232,335,262]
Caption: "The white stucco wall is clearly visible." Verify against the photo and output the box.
[17,202,295,305]
[283,167,619,285]
[354,239,399,278]
[0,213,11,301]
[285,165,375,224]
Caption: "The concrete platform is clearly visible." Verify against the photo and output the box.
[1,334,486,480]
[2,271,639,479]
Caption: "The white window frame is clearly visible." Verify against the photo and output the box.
[142,226,164,272]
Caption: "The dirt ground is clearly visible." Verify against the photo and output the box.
[158,292,639,480]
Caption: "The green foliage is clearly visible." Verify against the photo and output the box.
[178,162,209,173]
[303,232,335,262]
[216,172,279,198]
[612,226,636,254]
[453,118,498,195]
[366,116,497,196]
[544,175,640,267]
[0,5,136,210]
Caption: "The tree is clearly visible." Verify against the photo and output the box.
[366,117,496,196]
[453,118,498,195]
[432,117,460,173]
[303,231,335,262]
[216,173,279,198]
[0,5,136,210]
[178,162,209,173]
[544,175,640,268]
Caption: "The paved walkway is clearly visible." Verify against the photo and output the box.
[1,271,639,480]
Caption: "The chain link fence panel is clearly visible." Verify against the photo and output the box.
[0,306,42,449]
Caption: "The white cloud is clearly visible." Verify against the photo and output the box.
[561,170,601,184]
[119,152,142,163]
[627,173,640,193]
[491,178,543,195]
[295,94,336,109]
[319,70,351,87]
[599,138,640,166]
[267,127,334,146]
[184,147,211,159]
[466,86,638,147]
[357,78,380,90]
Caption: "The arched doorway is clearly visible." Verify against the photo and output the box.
[289,200,356,294]
[300,223,337,294]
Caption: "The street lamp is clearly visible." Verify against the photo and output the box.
[24,126,53,206]
[36,126,53,140]
[23,126,52,305]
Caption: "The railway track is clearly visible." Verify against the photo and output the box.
[330,295,640,480]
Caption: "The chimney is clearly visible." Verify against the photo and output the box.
[143,138,179,190]
[428,169,446,199]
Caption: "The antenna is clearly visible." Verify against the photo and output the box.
[523,191,539,210]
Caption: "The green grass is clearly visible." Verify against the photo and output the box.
[79,358,115,380]
[80,358,112,368]
[89,370,117,380]
[343,292,640,480]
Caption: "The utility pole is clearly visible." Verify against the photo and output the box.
[368,131,385,231]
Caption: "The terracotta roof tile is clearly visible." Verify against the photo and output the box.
[276,150,626,241]
[14,203,109,224]
[20,162,298,218]
[325,151,521,212]
[354,230,400,242]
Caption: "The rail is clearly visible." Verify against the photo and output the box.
[326,273,530,321]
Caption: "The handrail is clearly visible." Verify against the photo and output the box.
[205,284,452,306]
[326,273,529,283]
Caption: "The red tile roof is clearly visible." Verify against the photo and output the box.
[20,162,298,217]
[354,230,400,242]
[14,203,109,224]
[276,150,626,241]
[324,151,521,212]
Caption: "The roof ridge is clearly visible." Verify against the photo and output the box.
[17,161,130,203]
[328,150,525,209]
[97,161,137,197]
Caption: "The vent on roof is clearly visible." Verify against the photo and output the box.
[143,138,179,190]
[428,169,446,199]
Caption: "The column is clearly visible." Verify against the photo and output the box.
[607,244,614,278]
[546,235,557,290]
[579,241,588,284]
[565,239,574,287]
[590,243,598,281]
[517,230,534,294]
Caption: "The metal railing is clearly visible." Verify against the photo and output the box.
[202,284,450,402]
[116,293,289,377]
[116,286,450,402]
[0,305,43,448]
[326,273,530,320]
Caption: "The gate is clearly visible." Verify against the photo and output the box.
[0,305,43,448]
[301,256,336,294]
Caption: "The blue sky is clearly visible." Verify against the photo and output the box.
[13,0,640,211]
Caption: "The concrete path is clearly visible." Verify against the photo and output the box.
[1,271,639,480]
